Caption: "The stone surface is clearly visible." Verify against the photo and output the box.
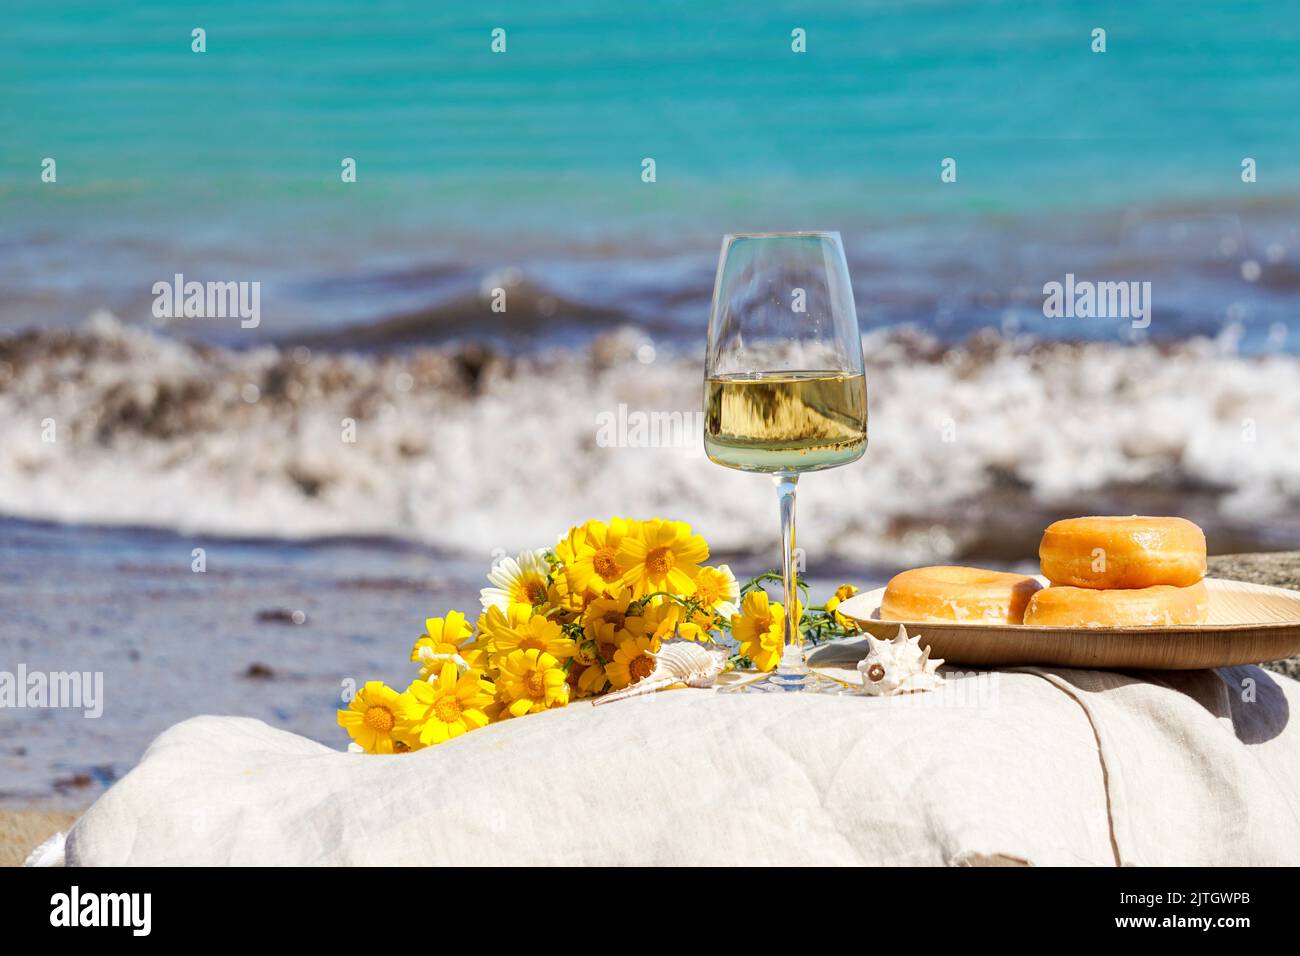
[1209,552,1300,680]
[1209,552,1300,591]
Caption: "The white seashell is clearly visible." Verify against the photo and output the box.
[857,625,945,696]
[593,638,730,706]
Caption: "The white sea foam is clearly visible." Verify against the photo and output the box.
[2,313,1298,564]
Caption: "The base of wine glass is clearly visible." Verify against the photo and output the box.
[718,644,858,695]
[719,668,854,695]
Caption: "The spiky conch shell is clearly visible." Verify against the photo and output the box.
[857,625,945,696]
[592,638,730,706]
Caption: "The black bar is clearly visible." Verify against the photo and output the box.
[2,866,1288,939]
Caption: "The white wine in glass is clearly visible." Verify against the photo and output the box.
[704,370,867,473]
[703,233,868,691]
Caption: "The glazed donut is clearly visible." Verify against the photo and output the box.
[1039,516,1206,589]
[1023,581,1209,628]
[881,566,1043,625]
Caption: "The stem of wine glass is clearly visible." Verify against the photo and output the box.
[774,473,806,673]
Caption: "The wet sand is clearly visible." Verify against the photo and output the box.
[0,808,77,867]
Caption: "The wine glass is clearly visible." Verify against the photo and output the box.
[703,232,868,692]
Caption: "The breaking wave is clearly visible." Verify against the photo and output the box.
[2,313,1299,565]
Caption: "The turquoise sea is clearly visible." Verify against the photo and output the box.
[2,0,1298,347]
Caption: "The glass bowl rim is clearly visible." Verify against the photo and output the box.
[722,230,841,240]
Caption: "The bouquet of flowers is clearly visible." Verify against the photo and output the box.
[338,516,862,753]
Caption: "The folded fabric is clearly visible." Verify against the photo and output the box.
[57,660,1300,866]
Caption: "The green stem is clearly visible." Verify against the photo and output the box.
[635,590,697,608]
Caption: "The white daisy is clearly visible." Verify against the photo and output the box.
[480,548,551,613]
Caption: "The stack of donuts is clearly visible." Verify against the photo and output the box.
[879,515,1209,628]
[1025,516,1208,627]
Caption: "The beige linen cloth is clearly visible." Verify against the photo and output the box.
[47,653,1300,866]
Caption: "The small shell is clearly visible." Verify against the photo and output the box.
[856,625,945,696]
[593,639,729,706]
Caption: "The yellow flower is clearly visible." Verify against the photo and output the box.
[338,681,417,754]
[825,584,861,631]
[566,663,596,700]
[683,607,721,640]
[556,517,637,599]
[482,693,508,724]
[639,600,684,644]
[496,648,570,717]
[579,589,653,692]
[582,588,641,642]
[481,603,575,664]
[604,634,659,690]
[691,565,740,618]
[577,662,611,696]
[539,572,583,624]
[476,602,530,651]
[573,628,622,695]
[409,611,485,678]
[640,597,723,642]
[731,591,787,672]
[400,663,495,746]
[480,549,551,614]
[616,519,709,598]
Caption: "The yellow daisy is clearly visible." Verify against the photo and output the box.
[496,648,570,717]
[604,634,659,690]
[482,692,508,724]
[409,610,485,677]
[825,584,861,631]
[731,591,787,672]
[539,572,584,623]
[582,588,640,642]
[574,624,623,694]
[566,663,595,700]
[615,518,709,598]
[476,602,531,649]
[337,681,417,754]
[555,517,637,599]
[579,589,652,693]
[481,604,575,663]
[691,565,740,618]
[682,606,721,641]
[480,548,551,614]
[577,661,612,696]
[639,600,684,645]
[399,663,495,746]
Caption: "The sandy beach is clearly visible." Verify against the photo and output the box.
[0,809,77,867]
